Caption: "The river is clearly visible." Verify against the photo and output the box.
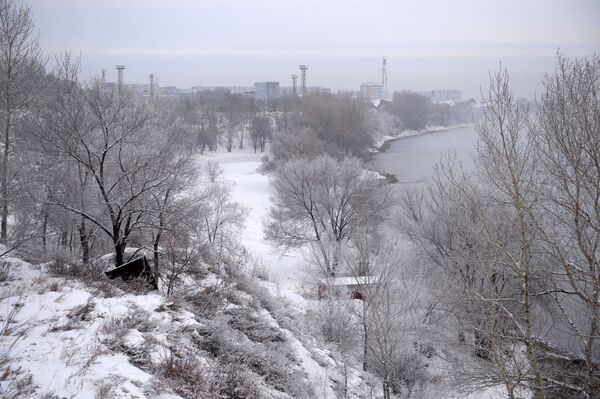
[370,125,479,184]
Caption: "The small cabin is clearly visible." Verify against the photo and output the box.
[317,275,376,300]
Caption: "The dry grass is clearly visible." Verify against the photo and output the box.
[0,339,36,399]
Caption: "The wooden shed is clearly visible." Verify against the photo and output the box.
[317,275,376,300]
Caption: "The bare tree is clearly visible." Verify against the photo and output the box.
[203,183,245,247]
[195,110,219,154]
[0,0,44,242]
[204,160,223,183]
[35,65,179,267]
[533,53,600,398]
[357,245,425,399]
[159,199,207,296]
[250,114,271,153]
[266,155,391,276]
[262,127,329,172]
[476,66,546,398]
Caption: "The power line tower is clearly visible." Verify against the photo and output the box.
[116,64,125,92]
[291,74,298,96]
[381,57,388,100]
[299,65,308,97]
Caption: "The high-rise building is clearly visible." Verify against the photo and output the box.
[254,81,280,101]
[360,82,383,101]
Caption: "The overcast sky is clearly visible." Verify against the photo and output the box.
[25,0,600,99]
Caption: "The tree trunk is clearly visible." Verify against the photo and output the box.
[382,377,390,399]
[342,355,348,398]
[585,308,599,398]
[60,229,68,248]
[78,218,89,264]
[238,126,245,149]
[153,235,160,272]
[1,113,10,243]
[42,207,48,254]
[114,239,126,267]
[362,301,369,371]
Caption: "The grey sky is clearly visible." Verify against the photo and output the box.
[26,0,600,99]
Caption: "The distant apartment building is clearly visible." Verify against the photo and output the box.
[277,86,331,97]
[307,86,332,95]
[254,81,280,101]
[158,86,182,97]
[360,82,383,101]
[418,90,462,104]
[190,86,253,95]
[279,86,295,97]
[126,83,153,97]
[230,86,254,95]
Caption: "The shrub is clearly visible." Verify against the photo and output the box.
[157,350,262,399]
[0,260,12,282]
[225,308,285,343]
[100,307,152,336]
[387,350,430,396]
[183,278,231,318]
[47,256,104,282]
[214,363,260,399]
[158,351,212,398]
[194,317,314,397]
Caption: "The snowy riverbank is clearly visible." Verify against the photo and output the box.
[372,123,474,153]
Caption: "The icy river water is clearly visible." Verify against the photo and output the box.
[371,125,478,184]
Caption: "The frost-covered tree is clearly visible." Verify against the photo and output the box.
[397,56,600,398]
[35,63,180,267]
[266,155,390,276]
[0,0,44,242]
[250,114,271,153]
[533,54,600,398]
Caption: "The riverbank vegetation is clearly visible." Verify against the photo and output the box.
[397,54,600,398]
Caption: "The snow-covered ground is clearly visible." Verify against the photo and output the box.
[0,257,192,398]
[202,151,309,309]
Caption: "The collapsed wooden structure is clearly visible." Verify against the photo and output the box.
[104,256,158,290]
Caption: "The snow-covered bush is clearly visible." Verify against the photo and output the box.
[195,315,315,398]
[225,308,285,343]
[314,299,357,346]
[157,351,260,399]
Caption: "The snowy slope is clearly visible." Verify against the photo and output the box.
[0,257,187,398]
[201,152,309,309]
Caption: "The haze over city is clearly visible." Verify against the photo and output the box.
[26,0,600,99]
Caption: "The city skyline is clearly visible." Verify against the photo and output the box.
[25,0,600,99]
